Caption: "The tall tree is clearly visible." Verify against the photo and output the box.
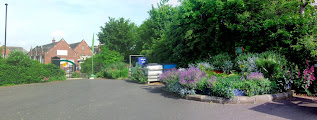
[98,17,138,61]
[137,1,177,63]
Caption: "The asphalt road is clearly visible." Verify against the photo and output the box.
[0,79,316,120]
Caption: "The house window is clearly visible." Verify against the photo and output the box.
[82,46,84,50]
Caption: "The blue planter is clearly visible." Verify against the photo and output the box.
[233,89,245,96]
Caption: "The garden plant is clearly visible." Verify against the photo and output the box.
[157,51,316,99]
[0,51,66,86]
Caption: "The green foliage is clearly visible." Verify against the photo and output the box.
[71,72,80,78]
[6,50,34,67]
[293,60,316,95]
[236,53,258,73]
[103,62,129,79]
[0,51,65,86]
[238,80,275,96]
[256,51,288,79]
[130,64,147,83]
[98,17,139,61]
[210,78,236,99]
[81,46,124,75]
[138,2,177,63]
[211,53,232,71]
[222,61,234,74]
[132,0,317,68]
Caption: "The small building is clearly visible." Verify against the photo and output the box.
[69,40,93,61]
[29,38,93,69]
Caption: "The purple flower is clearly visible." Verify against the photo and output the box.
[179,67,206,89]
[206,76,217,88]
[246,72,264,81]
[160,68,180,84]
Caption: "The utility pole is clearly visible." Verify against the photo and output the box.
[4,3,8,58]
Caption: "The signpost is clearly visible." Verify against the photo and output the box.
[90,33,95,79]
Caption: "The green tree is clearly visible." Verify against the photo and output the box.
[152,0,317,66]
[81,45,124,75]
[138,1,177,63]
[98,17,139,61]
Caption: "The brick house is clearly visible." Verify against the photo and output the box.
[69,40,93,61]
[30,38,92,69]
[1,45,27,58]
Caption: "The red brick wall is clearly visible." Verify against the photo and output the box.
[73,41,93,57]
[1,47,10,57]
[44,40,80,68]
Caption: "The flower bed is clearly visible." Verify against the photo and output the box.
[160,67,276,99]
[158,51,317,98]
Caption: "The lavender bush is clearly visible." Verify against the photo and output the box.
[245,72,265,81]
[179,67,206,89]
[160,68,196,96]
[160,68,180,85]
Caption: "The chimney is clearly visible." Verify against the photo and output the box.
[52,37,55,43]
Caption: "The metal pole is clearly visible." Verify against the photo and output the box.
[4,3,8,58]
[91,53,94,75]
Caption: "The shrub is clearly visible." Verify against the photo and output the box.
[104,62,129,79]
[243,72,265,81]
[0,51,65,86]
[160,68,180,85]
[236,55,258,73]
[211,53,231,71]
[222,61,233,74]
[130,64,147,83]
[256,51,287,79]
[160,68,196,96]
[294,60,316,95]
[209,75,276,98]
[6,51,34,67]
[210,81,235,99]
[188,62,214,72]
[81,46,124,75]
[179,67,206,89]
[238,79,273,96]
[72,72,80,78]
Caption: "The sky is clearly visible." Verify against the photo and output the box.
[0,0,180,51]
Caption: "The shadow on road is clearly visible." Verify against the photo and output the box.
[250,97,317,119]
[124,80,181,100]
[140,85,182,100]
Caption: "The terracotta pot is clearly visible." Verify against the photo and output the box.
[213,70,224,74]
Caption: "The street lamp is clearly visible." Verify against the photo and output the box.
[4,3,8,58]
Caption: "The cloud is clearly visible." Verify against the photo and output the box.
[50,30,66,38]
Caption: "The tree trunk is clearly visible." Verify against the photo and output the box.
[300,0,309,14]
